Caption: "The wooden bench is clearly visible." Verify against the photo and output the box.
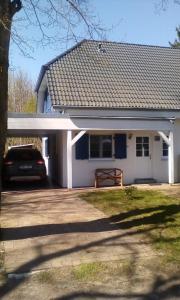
[95,168,123,188]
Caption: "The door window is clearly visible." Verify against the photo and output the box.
[136,137,149,157]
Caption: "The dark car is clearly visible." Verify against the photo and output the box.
[3,147,47,182]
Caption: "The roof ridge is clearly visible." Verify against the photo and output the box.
[45,39,179,69]
[84,39,179,50]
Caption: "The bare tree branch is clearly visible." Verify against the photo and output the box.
[7,0,107,56]
[10,0,22,17]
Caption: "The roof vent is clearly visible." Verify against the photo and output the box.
[98,43,106,53]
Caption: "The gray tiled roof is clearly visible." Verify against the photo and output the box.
[44,40,180,110]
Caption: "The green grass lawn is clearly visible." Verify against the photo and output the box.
[81,187,180,264]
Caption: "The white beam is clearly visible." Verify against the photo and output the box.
[8,116,172,133]
[158,131,170,146]
[168,131,175,184]
[71,130,86,146]
[67,130,72,189]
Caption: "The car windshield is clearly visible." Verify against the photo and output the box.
[5,149,42,161]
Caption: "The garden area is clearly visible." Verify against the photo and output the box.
[81,186,180,265]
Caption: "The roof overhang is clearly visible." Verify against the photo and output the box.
[7,113,174,137]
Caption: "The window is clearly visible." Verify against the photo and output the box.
[75,134,127,160]
[44,91,52,113]
[162,140,168,157]
[90,135,113,159]
[136,137,149,157]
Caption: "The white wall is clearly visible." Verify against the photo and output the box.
[152,135,169,183]
[60,130,169,188]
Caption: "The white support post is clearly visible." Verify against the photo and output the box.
[158,130,175,184]
[67,130,72,189]
[42,137,49,175]
[66,130,86,189]
[168,131,175,185]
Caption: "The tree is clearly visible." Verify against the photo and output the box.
[8,70,35,112]
[7,69,41,151]
[0,1,22,195]
[170,26,180,48]
[0,0,105,196]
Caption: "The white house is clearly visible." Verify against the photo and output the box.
[8,40,180,188]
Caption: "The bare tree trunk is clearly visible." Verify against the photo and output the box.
[0,0,22,200]
[0,1,11,199]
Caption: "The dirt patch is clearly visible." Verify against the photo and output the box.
[1,258,180,300]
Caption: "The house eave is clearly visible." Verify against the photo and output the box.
[52,104,180,112]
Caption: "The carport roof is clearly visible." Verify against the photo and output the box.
[7,112,174,136]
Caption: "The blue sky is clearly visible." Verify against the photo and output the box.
[10,0,180,83]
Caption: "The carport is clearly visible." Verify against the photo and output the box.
[8,112,86,186]
[7,112,68,185]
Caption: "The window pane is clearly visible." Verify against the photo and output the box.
[143,143,149,150]
[102,136,112,158]
[6,149,42,161]
[136,137,142,143]
[143,137,149,143]
[136,144,142,150]
[162,140,168,157]
[90,136,100,158]
[163,149,168,156]
[136,150,142,157]
[144,150,149,157]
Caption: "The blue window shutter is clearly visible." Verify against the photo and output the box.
[114,134,127,159]
[75,134,89,159]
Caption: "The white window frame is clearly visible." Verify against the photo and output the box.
[136,136,149,157]
[89,134,114,160]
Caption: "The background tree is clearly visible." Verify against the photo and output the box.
[7,69,41,151]
[8,70,35,112]
[170,26,180,48]
[0,0,105,196]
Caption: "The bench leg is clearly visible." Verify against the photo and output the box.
[120,174,123,187]
[95,177,98,188]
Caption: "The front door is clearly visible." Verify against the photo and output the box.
[135,135,152,179]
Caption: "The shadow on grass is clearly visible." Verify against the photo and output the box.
[110,204,180,229]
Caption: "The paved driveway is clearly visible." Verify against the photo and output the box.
[1,188,153,274]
